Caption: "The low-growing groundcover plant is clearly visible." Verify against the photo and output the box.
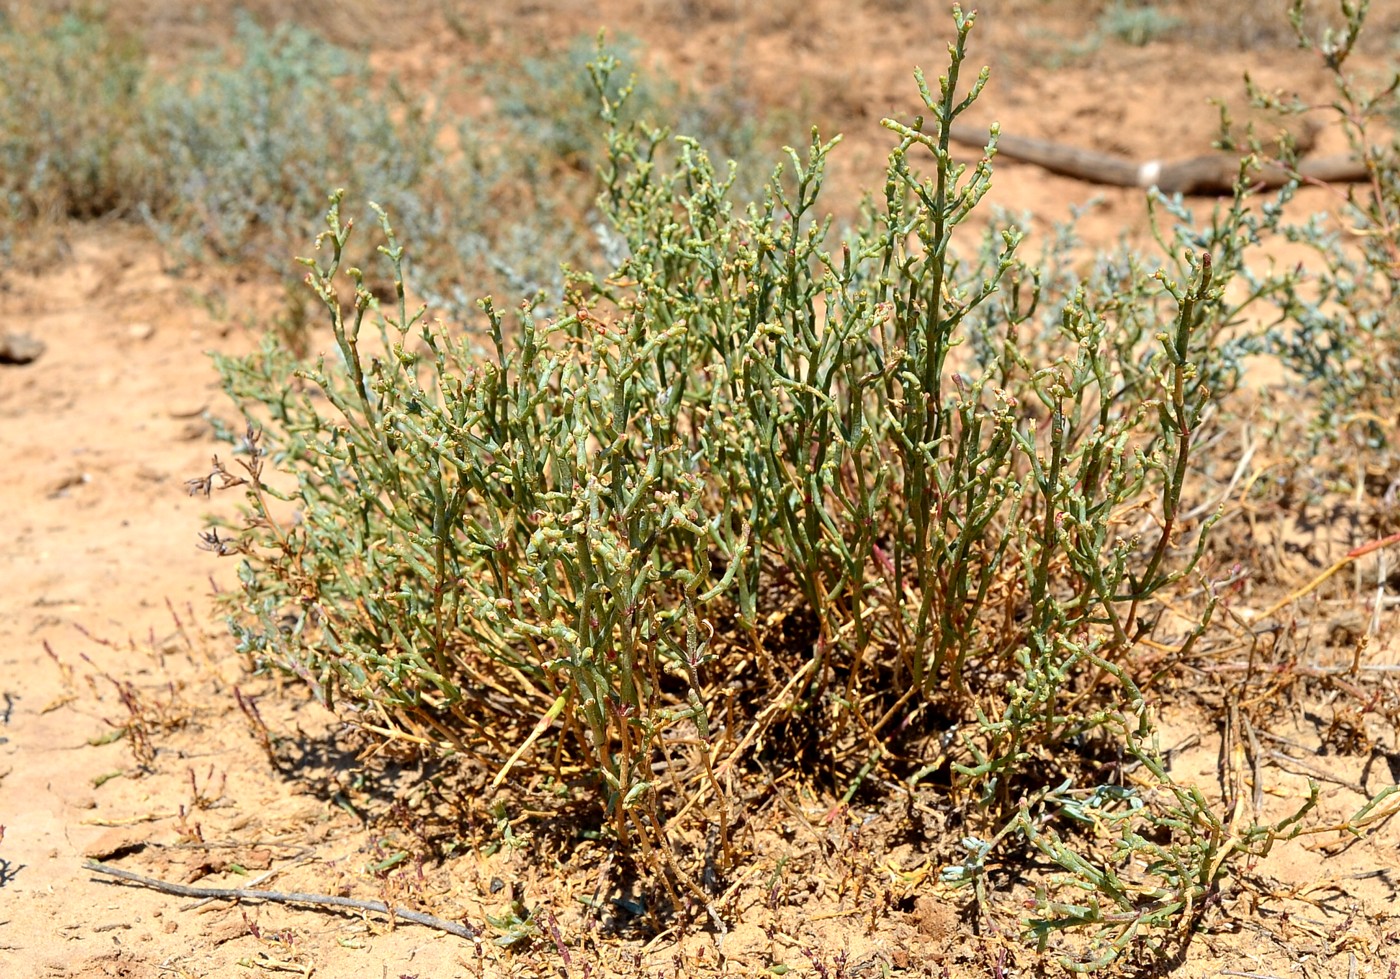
[200,5,1397,971]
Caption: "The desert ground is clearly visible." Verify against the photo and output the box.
[3,1,1400,976]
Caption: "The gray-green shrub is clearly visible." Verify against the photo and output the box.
[199,10,1347,967]
[0,12,149,250]
[1259,1,1400,472]
[0,10,765,316]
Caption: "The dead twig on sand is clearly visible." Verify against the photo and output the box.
[1249,531,1400,625]
[86,861,478,940]
[946,121,1370,195]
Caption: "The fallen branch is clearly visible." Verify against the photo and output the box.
[87,861,478,940]
[947,122,1370,195]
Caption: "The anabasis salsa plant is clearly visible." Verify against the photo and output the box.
[202,6,1335,967]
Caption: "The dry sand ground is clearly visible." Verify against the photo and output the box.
[3,2,1400,976]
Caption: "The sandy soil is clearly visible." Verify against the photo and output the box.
[3,2,1400,976]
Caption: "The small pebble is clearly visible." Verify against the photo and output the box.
[0,331,44,365]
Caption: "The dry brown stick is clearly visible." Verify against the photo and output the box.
[947,122,1370,194]
[87,861,478,940]
[1252,529,1400,624]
